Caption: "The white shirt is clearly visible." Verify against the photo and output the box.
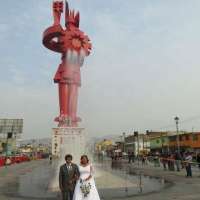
[185,155,192,163]
[66,163,72,170]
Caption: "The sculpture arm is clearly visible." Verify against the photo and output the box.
[42,25,64,53]
[53,0,63,25]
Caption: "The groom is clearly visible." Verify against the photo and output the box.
[59,154,80,200]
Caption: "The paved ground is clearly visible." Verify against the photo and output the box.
[120,160,200,200]
[0,160,57,200]
[0,159,200,200]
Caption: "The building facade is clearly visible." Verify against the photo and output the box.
[125,134,150,155]
[150,136,169,153]
[169,132,200,152]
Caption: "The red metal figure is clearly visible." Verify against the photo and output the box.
[43,0,92,127]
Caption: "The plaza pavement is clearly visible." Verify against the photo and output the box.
[120,160,200,200]
[0,160,46,200]
[0,159,200,200]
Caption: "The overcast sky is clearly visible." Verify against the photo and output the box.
[1,0,200,139]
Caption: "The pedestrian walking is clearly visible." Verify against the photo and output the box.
[174,151,181,171]
[169,154,175,171]
[142,155,146,165]
[5,157,11,166]
[185,152,192,177]
[161,153,168,171]
[128,151,131,163]
[49,154,52,164]
[131,152,135,163]
[154,153,160,167]
[196,153,200,169]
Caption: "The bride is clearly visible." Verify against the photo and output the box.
[73,155,100,200]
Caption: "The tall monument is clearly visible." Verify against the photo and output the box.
[43,0,92,160]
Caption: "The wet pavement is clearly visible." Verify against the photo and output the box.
[117,160,200,200]
[2,158,200,200]
[0,160,58,200]
[0,159,169,200]
[97,160,168,199]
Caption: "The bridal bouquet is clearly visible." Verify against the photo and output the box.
[80,179,92,197]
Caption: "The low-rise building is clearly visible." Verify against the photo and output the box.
[147,131,167,152]
[125,133,150,155]
[95,139,113,155]
[150,135,169,153]
[124,135,134,153]
[147,130,200,153]
[169,132,200,152]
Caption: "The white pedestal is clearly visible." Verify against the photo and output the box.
[52,127,86,163]
[50,127,87,191]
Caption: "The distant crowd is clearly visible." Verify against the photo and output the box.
[103,150,200,178]
[150,151,200,177]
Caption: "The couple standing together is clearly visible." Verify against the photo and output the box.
[59,154,100,200]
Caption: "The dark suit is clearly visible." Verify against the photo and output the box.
[59,163,80,200]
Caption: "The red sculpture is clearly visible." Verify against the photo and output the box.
[43,0,92,127]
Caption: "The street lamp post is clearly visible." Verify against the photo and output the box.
[161,133,164,154]
[123,132,126,153]
[174,116,180,154]
[134,131,139,165]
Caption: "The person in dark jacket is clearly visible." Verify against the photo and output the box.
[196,153,200,169]
[59,154,80,200]
[128,151,131,163]
[174,151,181,171]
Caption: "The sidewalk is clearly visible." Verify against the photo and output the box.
[117,160,200,200]
[128,159,200,177]
[0,160,49,200]
[1,159,200,200]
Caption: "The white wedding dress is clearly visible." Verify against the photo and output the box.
[73,164,100,200]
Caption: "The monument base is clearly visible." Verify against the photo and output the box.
[50,127,87,191]
[52,127,86,163]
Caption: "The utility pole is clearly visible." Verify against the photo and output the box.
[174,116,180,155]
[137,133,139,165]
[142,134,144,152]
[161,133,163,154]
[123,132,126,153]
[134,131,139,165]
